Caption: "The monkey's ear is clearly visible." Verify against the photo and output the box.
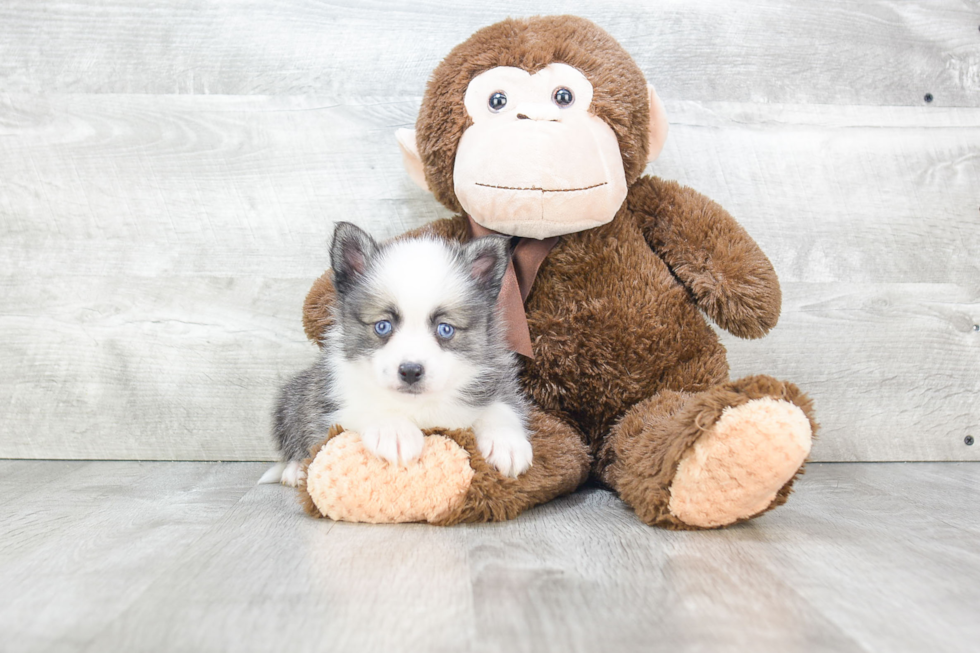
[646,85,669,162]
[395,128,430,192]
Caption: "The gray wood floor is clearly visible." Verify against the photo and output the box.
[1,461,977,653]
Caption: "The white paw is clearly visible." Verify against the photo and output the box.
[360,419,425,465]
[476,429,533,478]
[281,460,306,488]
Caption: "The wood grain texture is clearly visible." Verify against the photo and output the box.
[2,95,977,461]
[0,2,978,461]
[0,461,978,652]
[724,282,980,461]
[0,0,978,106]
[0,461,257,653]
[758,464,980,652]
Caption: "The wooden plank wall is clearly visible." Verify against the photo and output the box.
[1,0,978,461]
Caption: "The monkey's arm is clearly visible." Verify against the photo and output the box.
[629,176,781,339]
[302,216,469,345]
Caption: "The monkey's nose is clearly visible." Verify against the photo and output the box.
[398,362,424,385]
[513,102,560,121]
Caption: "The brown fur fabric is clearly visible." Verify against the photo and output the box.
[302,272,336,346]
[299,16,817,528]
[417,15,651,212]
[630,177,781,339]
[599,375,818,529]
[433,405,591,525]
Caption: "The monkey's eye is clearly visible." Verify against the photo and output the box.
[374,320,392,337]
[553,87,574,107]
[488,91,507,112]
[436,323,455,340]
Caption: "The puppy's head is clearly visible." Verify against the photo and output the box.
[330,221,509,396]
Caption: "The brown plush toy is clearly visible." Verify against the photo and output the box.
[297,15,817,529]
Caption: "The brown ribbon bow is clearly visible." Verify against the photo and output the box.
[467,216,559,358]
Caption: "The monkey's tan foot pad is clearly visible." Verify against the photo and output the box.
[667,398,812,528]
[302,431,475,524]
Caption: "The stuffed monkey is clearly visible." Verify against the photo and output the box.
[299,15,817,529]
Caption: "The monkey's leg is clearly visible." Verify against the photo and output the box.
[598,376,817,529]
[300,405,591,525]
[434,407,591,525]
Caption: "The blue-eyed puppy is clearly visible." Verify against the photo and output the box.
[263,222,530,486]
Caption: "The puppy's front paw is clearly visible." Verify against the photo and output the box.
[476,429,533,478]
[360,419,425,465]
[281,460,306,488]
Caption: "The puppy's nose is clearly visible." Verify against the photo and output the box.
[398,362,424,385]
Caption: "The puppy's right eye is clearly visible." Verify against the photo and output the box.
[436,323,455,340]
[374,320,392,336]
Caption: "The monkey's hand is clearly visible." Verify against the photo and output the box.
[629,176,782,339]
[302,270,337,347]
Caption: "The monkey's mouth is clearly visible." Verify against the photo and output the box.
[474,182,607,193]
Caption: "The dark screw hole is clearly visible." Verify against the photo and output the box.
[966,435,975,446]
[924,93,934,103]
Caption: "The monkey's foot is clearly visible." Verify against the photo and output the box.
[297,410,591,526]
[302,430,475,524]
[667,397,812,528]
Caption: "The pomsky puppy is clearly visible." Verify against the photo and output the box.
[260,221,531,487]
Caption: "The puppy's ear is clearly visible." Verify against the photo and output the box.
[464,235,510,298]
[330,222,378,294]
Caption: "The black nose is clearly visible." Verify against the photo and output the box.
[398,362,424,385]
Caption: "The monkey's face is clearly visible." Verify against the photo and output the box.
[453,64,629,240]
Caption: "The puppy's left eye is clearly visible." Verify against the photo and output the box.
[374,320,392,336]
[436,323,455,340]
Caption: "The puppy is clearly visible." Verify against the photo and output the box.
[260,221,531,487]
